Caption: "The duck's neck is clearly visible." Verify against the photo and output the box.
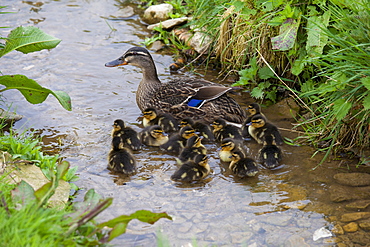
[136,60,162,110]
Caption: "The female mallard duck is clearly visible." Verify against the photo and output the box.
[108,136,137,174]
[105,46,246,124]
[177,135,207,164]
[179,117,215,142]
[241,103,265,138]
[211,117,243,142]
[160,126,197,154]
[112,119,142,151]
[218,137,246,162]
[259,134,282,169]
[142,107,179,133]
[229,150,259,178]
[171,154,210,182]
[248,114,283,145]
[139,125,169,147]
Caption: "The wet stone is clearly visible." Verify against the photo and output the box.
[230,231,253,244]
[260,214,293,226]
[334,172,370,187]
[332,224,344,235]
[341,212,370,222]
[329,184,370,202]
[345,199,370,210]
[285,234,310,247]
[178,221,192,233]
[343,222,359,232]
[147,17,189,30]
[142,3,173,24]
[347,231,370,245]
[296,216,312,228]
[358,220,370,231]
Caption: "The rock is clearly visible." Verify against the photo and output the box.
[313,227,332,241]
[189,31,212,54]
[147,17,189,30]
[334,172,370,187]
[267,97,300,120]
[142,3,173,24]
[4,163,71,208]
[359,220,370,231]
[285,234,310,247]
[0,108,23,124]
[342,222,359,232]
[110,6,135,18]
[329,184,370,202]
[341,212,370,222]
[347,231,370,245]
[332,224,344,235]
[345,200,370,210]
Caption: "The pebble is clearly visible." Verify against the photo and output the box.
[341,212,370,222]
[334,172,370,186]
[331,224,344,235]
[345,200,370,210]
[343,222,359,232]
[359,220,370,231]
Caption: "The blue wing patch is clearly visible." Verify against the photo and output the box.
[187,98,204,107]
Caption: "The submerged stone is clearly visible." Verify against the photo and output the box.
[345,200,370,210]
[341,212,370,222]
[334,172,370,187]
[342,222,359,232]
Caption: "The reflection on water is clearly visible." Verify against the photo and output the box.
[2,0,361,246]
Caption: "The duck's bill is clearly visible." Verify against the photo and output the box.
[105,59,128,67]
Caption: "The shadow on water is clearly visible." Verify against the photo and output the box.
[2,0,369,246]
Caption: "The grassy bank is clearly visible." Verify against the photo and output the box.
[141,0,370,164]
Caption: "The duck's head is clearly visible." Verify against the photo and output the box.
[180,126,196,139]
[149,125,167,139]
[211,118,226,131]
[247,103,261,115]
[143,107,158,121]
[105,46,153,68]
[250,114,266,129]
[186,135,203,148]
[230,149,245,162]
[193,154,208,167]
[113,119,125,131]
[220,138,236,151]
[179,117,194,128]
[111,136,123,149]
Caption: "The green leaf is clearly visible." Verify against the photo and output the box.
[251,86,264,99]
[258,66,274,79]
[0,74,72,111]
[0,26,61,57]
[271,17,300,51]
[11,180,36,207]
[361,76,370,91]
[56,161,70,181]
[108,222,128,241]
[34,181,53,205]
[333,98,352,121]
[306,11,331,56]
[363,93,370,110]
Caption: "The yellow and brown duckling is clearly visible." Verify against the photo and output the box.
[112,119,142,151]
[218,137,246,163]
[248,114,283,145]
[160,126,197,154]
[171,154,211,182]
[179,117,215,142]
[105,46,246,124]
[259,134,282,169]
[211,117,243,142]
[229,150,259,178]
[241,103,265,138]
[139,125,169,147]
[142,107,179,133]
[177,135,207,164]
[108,136,137,174]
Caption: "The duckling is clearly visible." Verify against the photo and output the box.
[142,107,179,133]
[248,114,283,145]
[108,136,136,174]
[218,137,245,162]
[229,150,259,178]
[171,154,211,182]
[211,117,243,142]
[179,117,215,142]
[112,119,142,151]
[177,135,207,164]
[160,126,197,154]
[105,46,246,124]
[139,125,169,147]
[259,134,282,169]
[241,103,265,138]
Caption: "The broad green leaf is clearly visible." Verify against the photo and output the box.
[11,180,36,207]
[333,98,352,121]
[34,181,53,204]
[0,26,61,57]
[306,11,331,56]
[108,222,128,241]
[251,86,264,99]
[363,93,370,110]
[271,17,300,51]
[258,66,274,79]
[361,76,370,91]
[56,161,70,181]
[0,74,72,111]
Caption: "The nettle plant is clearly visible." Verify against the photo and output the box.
[0,6,71,111]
